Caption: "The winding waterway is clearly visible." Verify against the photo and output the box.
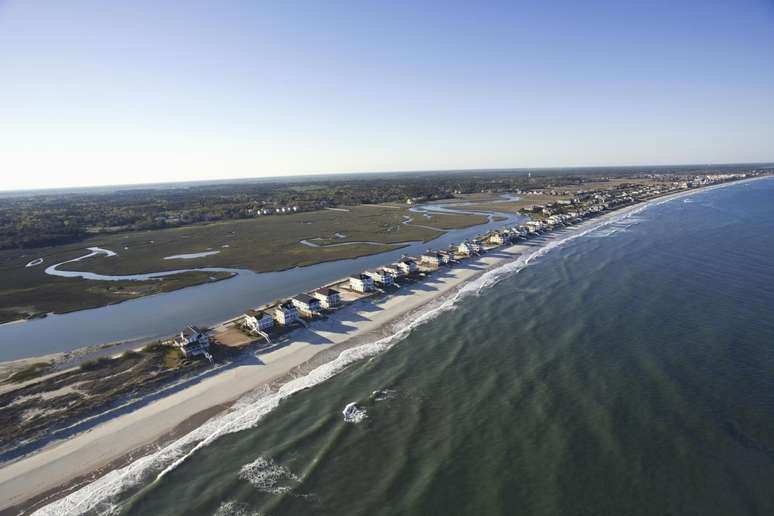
[0,203,523,362]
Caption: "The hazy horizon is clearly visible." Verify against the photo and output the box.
[1,0,773,191]
[1,161,772,195]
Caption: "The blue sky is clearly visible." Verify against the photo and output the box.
[1,0,772,190]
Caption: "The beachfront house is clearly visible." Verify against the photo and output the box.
[437,250,453,264]
[457,241,473,256]
[313,288,341,309]
[383,264,404,278]
[525,221,541,234]
[421,252,442,267]
[470,240,483,253]
[365,268,394,287]
[292,294,321,316]
[243,310,274,332]
[274,301,299,325]
[349,273,375,293]
[487,231,506,245]
[173,326,210,357]
[546,216,562,228]
[397,258,419,275]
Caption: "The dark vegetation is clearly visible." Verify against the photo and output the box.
[0,342,239,458]
[0,168,647,250]
[5,362,53,383]
[0,165,765,250]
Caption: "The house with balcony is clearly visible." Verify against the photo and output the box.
[397,258,419,275]
[349,273,375,293]
[383,264,404,278]
[243,310,274,332]
[487,231,506,245]
[173,325,210,357]
[365,268,394,287]
[313,288,341,309]
[457,241,473,256]
[292,294,321,316]
[274,301,299,325]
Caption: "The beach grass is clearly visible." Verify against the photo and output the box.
[3,362,53,384]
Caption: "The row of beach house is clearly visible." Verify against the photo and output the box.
[170,205,609,358]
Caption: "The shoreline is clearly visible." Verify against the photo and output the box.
[0,176,767,513]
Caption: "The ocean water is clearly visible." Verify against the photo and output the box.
[45,178,774,515]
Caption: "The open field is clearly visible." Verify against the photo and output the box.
[461,194,571,214]
[27,205,485,276]
[0,206,485,323]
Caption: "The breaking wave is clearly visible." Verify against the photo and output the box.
[34,182,750,515]
[238,456,300,494]
[342,402,368,423]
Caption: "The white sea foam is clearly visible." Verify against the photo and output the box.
[34,180,761,515]
[213,501,260,516]
[238,456,299,494]
[342,402,368,423]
